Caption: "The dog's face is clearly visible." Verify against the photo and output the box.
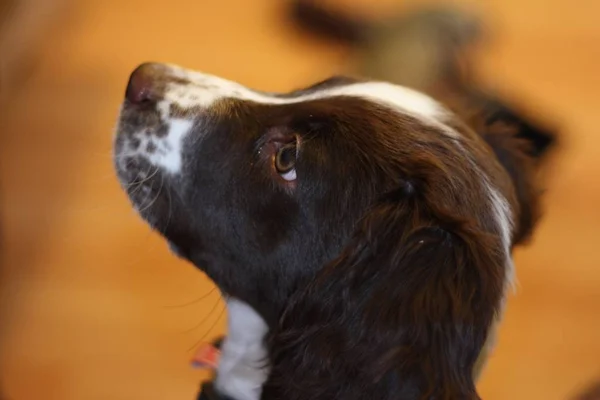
[114,63,537,399]
[115,63,503,320]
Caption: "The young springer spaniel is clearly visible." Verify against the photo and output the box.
[114,62,553,400]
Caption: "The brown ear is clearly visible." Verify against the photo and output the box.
[265,185,506,400]
[480,118,546,245]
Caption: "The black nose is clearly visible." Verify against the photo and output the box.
[125,62,162,104]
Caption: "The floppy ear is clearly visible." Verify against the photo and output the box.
[264,183,506,400]
[479,115,556,246]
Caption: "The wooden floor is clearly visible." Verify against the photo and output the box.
[1,0,599,399]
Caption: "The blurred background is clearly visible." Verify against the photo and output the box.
[0,0,598,399]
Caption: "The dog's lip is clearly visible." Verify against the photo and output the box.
[114,151,159,193]
[122,172,168,225]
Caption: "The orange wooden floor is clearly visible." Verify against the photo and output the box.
[1,1,599,399]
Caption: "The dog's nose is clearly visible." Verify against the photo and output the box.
[125,63,162,104]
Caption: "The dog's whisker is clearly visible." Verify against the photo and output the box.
[157,184,174,237]
[187,302,227,353]
[131,184,152,209]
[128,165,160,196]
[136,174,163,214]
[127,166,160,189]
[164,286,217,309]
[111,151,146,161]
[181,294,223,334]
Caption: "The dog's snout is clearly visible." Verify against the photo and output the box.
[125,62,164,105]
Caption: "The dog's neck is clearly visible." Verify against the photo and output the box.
[216,298,270,400]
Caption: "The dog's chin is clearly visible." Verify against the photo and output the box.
[114,155,170,229]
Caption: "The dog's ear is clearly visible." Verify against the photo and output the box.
[481,101,558,162]
[443,93,558,246]
[265,184,506,400]
[479,114,554,245]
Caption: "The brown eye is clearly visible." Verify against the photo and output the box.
[274,142,297,181]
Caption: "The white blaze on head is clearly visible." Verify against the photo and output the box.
[162,63,447,122]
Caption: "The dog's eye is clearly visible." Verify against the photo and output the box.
[274,142,297,181]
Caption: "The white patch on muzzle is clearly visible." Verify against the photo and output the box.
[150,119,191,174]
[121,119,191,175]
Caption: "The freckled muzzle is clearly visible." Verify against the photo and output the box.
[114,61,253,230]
[116,63,190,172]
[113,62,243,181]
[113,63,197,223]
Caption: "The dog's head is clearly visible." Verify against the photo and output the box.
[114,63,546,399]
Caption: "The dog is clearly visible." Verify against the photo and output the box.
[113,62,553,400]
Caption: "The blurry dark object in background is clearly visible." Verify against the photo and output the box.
[0,1,15,26]
[288,0,558,161]
[0,0,70,103]
[575,381,600,400]
[290,1,482,92]
[289,0,367,44]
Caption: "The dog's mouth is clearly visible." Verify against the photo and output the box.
[113,102,176,226]
[113,63,211,235]
[114,149,165,216]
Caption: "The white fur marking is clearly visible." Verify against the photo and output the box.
[216,298,270,400]
[147,119,190,174]
[163,64,445,124]
[450,140,514,292]
[157,100,171,121]
[119,119,192,175]
[488,185,515,291]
